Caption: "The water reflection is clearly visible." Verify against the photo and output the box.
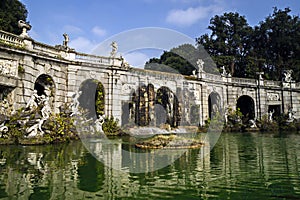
[0,133,299,199]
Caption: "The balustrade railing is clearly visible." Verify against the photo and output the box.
[32,42,61,56]
[204,73,222,81]
[0,30,24,46]
[231,77,257,85]
[75,53,112,65]
[264,80,281,87]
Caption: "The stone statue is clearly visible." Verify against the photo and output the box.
[249,119,257,128]
[41,96,51,120]
[268,110,274,122]
[70,91,82,116]
[94,114,105,133]
[221,66,227,77]
[0,99,9,115]
[0,122,8,138]
[110,41,118,57]
[287,107,296,122]
[283,70,293,83]
[26,119,45,137]
[196,59,204,73]
[192,70,197,77]
[44,85,52,97]
[26,95,51,137]
[26,90,39,110]
[224,108,228,124]
[258,73,264,80]
[18,20,31,38]
[63,33,69,47]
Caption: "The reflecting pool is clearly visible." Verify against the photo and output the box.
[0,132,299,199]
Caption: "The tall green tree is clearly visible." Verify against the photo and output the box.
[197,12,253,77]
[145,44,218,75]
[0,0,28,35]
[145,44,197,75]
[252,7,300,81]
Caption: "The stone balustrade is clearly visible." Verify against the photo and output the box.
[32,41,61,57]
[75,53,111,64]
[0,30,24,46]
[75,52,123,67]
[264,80,281,87]
[231,77,257,85]
[204,73,222,82]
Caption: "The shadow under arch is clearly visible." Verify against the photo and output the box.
[34,74,56,107]
[155,86,180,128]
[78,79,105,119]
[121,89,136,126]
[208,91,221,119]
[236,95,255,122]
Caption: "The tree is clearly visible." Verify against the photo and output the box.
[145,45,196,75]
[252,7,300,81]
[145,44,218,75]
[0,0,28,35]
[197,12,253,77]
[147,8,300,81]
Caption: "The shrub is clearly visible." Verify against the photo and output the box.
[102,116,121,136]
[259,114,279,132]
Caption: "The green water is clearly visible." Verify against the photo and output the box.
[0,132,299,199]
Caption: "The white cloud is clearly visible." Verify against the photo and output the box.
[166,5,224,26]
[69,37,96,53]
[92,26,107,37]
[63,25,83,35]
[28,29,40,41]
[123,52,151,68]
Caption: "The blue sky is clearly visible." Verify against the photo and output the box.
[20,0,300,67]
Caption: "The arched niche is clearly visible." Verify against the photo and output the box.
[78,79,105,119]
[236,95,255,122]
[208,92,221,119]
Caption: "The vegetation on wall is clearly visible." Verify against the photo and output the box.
[95,81,105,117]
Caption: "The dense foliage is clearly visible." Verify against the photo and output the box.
[95,82,105,116]
[0,0,28,35]
[145,44,218,75]
[147,8,300,81]
[198,7,300,81]
[102,116,121,136]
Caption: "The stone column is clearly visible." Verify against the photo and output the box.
[111,72,122,124]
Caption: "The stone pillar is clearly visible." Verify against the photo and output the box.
[106,71,113,118]
[15,55,35,108]
[66,65,80,103]
[111,72,122,124]
[201,83,209,123]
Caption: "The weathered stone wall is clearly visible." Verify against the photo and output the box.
[0,30,300,126]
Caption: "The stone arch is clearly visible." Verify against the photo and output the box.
[34,74,55,107]
[34,74,55,96]
[78,79,105,119]
[236,95,255,122]
[208,92,221,119]
[155,86,180,128]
